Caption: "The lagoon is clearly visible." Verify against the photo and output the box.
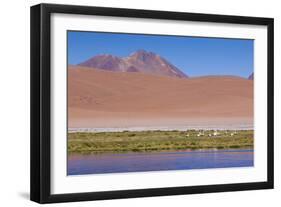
[68,149,253,175]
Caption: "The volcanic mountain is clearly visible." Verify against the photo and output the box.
[248,73,254,80]
[78,50,188,78]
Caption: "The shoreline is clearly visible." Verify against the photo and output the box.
[68,125,253,133]
[68,147,254,155]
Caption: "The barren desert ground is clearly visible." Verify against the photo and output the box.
[68,66,253,130]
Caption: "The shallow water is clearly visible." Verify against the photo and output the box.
[68,149,253,175]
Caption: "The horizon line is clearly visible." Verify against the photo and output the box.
[68,64,253,79]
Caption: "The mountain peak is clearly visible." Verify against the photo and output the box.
[130,49,157,60]
[78,50,188,78]
[78,54,122,71]
[248,73,254,80]
[134,49,154,54]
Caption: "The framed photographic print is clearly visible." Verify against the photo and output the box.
[30,3,274,203]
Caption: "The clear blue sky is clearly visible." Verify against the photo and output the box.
[68,31,253,78]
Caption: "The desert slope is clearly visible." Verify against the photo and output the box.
[68,66,253,129]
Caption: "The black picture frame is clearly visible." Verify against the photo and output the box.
[30,3,274,204]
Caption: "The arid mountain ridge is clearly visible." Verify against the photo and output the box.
[78,50,188,78]
[77,49,253,79]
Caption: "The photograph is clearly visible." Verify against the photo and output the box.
[67,31,254,175]
[30,3,274,203]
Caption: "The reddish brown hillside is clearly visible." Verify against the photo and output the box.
[68,66,253,128]
[78,50,188,78]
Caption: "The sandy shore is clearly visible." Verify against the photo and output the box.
[68,117,253,132]
[68,126,253,133]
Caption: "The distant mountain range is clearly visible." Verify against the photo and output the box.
[76,49,253,80]
[78,50,188,78]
